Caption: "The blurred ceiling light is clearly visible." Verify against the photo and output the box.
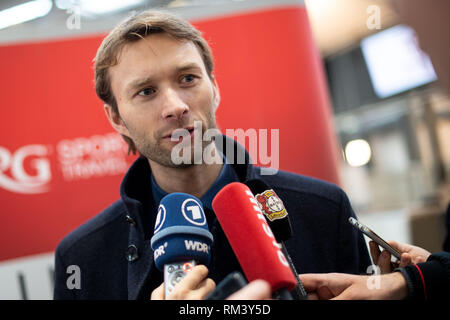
[344,139,372,167]
[0,0,52,30]
[55,0,146,15]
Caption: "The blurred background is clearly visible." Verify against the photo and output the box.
[0,0,448,299]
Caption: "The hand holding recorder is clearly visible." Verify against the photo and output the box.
[369,240,431,274]
[348,217,431,273]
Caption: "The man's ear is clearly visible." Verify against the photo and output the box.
[104,104,131,137]
[211,75,221,112]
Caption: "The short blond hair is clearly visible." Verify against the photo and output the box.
[93,10,215,154]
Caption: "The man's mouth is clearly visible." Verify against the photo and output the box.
[163,127,195,142]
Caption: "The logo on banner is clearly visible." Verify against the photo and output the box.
[0,145,51,194]
[255,190,287,221]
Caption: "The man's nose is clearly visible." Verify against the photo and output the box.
[160,88,189,120]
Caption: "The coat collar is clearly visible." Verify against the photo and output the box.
[120,134,258,299]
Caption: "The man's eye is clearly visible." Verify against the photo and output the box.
[181,74,197,84]
[138,87,156,96]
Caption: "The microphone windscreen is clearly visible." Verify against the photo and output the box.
[244,179,293,242]
[150,193,213,271]
[212,182,297,292]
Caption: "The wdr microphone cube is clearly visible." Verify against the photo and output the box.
[150,193,213,271]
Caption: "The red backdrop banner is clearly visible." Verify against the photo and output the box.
[0,5,339,262]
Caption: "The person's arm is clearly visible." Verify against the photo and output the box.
[150,265,215,300]
[395,251,450,300]
[300,252,450,300]
[300,272,408,300]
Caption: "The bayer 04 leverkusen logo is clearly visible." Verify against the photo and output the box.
[255,189,287,221]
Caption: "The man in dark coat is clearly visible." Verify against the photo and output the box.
[53,10,371,300]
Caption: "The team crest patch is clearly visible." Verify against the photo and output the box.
[255,189,287,221]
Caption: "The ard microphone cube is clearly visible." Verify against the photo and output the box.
[150,193,213,271]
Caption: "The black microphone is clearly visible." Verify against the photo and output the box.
[212,182,297,299]
[245,179,308,300]
[205,272,248,300]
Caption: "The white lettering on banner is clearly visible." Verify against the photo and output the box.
[59,157,128,180]
[0,252,54,299]
[0,132,131,193]
[57,133,126,161]
[0,145,51,194]
[56,132,129,181]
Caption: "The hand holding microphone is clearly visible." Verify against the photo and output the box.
[151,264,215,300]
[150,193,215,299]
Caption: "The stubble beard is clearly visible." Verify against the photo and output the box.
[130,112,218,168]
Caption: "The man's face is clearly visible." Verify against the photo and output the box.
[107,33,220,167]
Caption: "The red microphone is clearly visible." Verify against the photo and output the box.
[212,182,297,297]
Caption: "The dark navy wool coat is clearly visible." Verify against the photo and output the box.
[54,136,371,299]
